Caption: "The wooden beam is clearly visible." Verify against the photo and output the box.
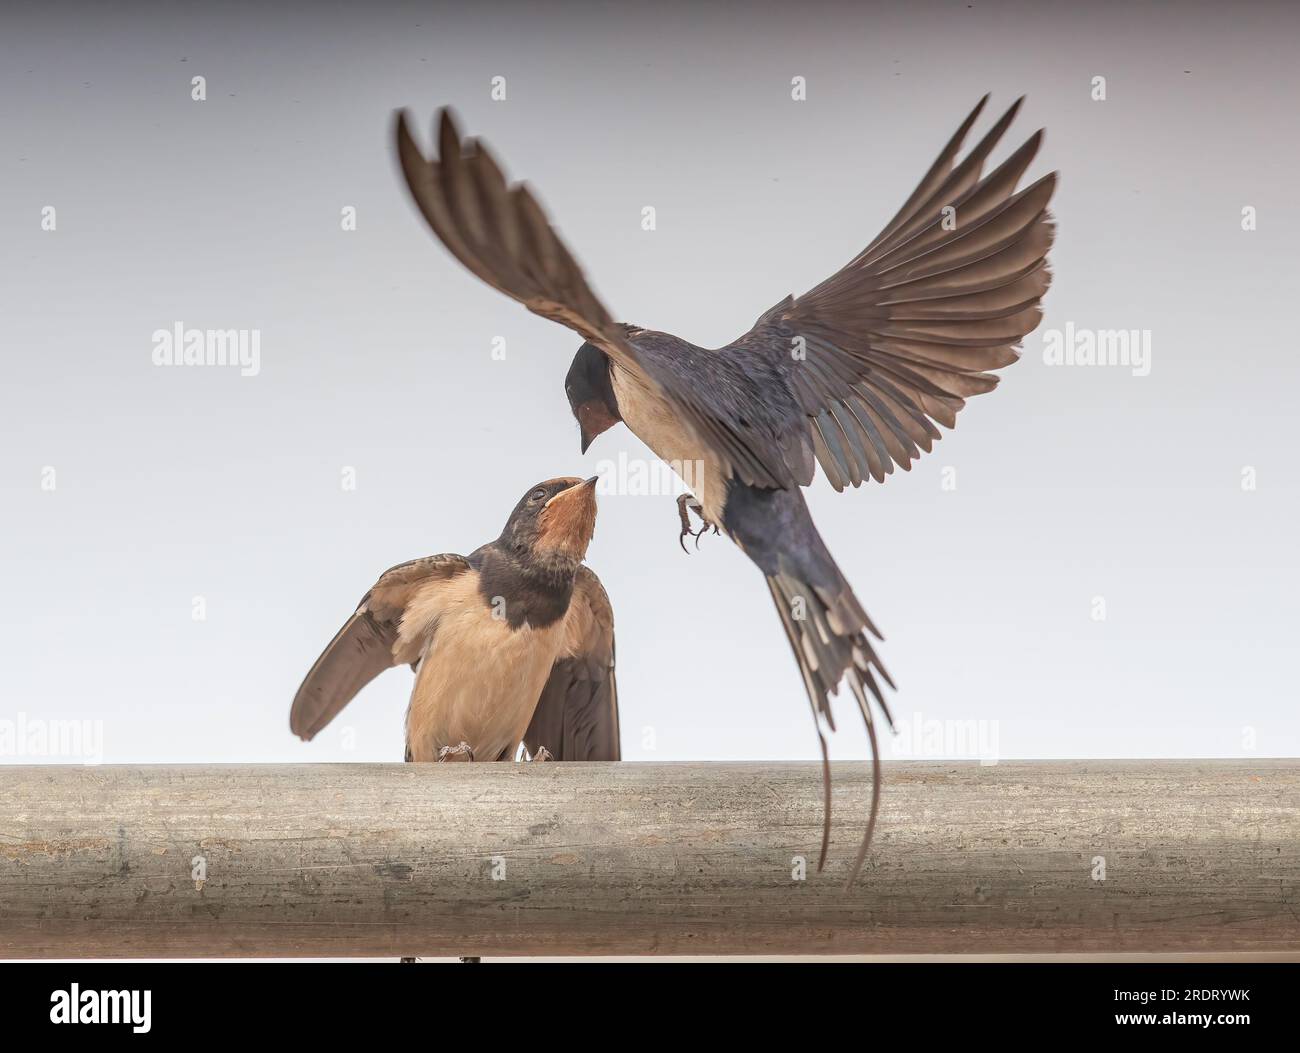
[0,760,1296,958]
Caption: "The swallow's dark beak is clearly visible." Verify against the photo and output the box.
[580,426,594,455]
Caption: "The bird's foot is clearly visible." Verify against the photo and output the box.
[676,493,719,553]
[436,741,475,762]
[530,746,553,762]
[400,956,418,964]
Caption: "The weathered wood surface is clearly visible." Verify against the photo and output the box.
[0,760,1296,958]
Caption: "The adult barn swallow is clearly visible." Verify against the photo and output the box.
[290,477,619,764]
[395,97,1054,881]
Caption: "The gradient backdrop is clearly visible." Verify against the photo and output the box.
[3,1,1296,775]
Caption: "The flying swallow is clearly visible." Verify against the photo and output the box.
[394,97,1055,882]
[290,476,619,765]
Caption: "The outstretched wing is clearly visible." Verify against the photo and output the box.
[730,95,1056,490]
[395,108,644,373]
[395,108,792,490]
[289,554,471,741]
[523,566,620,761]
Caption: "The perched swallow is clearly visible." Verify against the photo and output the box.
[290,477,619,765]
[395,96,1055,881]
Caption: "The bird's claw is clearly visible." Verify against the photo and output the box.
[696,523,720,549]
[677,493,693,552]
[530,746,553,762]
[436,741,475,762]
[677,493,717,553]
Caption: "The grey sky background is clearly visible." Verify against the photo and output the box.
[2,0,1296,771]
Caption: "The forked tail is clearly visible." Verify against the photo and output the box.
[723,479,896,886]
[766,569,895,886]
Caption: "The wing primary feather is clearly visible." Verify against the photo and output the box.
[720,99,1055,488]
[858,94,990,260]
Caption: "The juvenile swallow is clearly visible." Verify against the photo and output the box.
[291,477,619,765]
[395,97,1055,881]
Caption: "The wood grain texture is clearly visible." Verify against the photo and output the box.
[0,760,1296,958]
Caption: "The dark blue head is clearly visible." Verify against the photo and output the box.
[564,342,622,454]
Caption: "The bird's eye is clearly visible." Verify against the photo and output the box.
[530,488,546,502]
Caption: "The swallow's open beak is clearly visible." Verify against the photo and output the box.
[538,477,599,558]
